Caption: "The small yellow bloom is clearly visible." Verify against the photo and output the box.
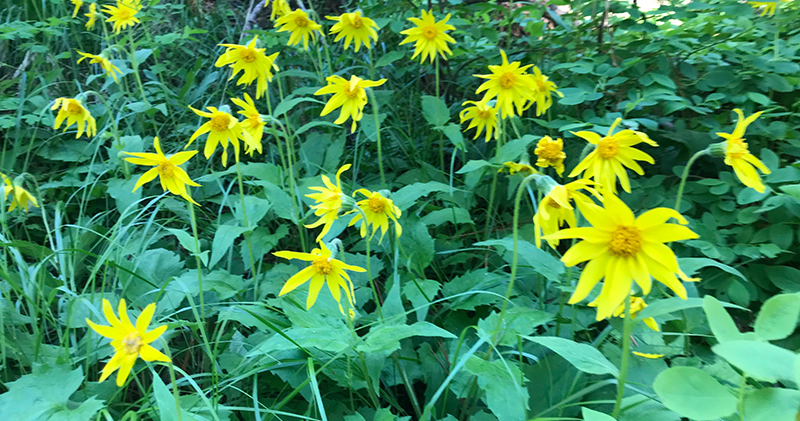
[748,0,788,16]
[474,50,537,119]
[314,75,386,132]
[231,94,265,156]
[85,3,98,30]
[530,66,563,116]
[305,164,351,242]
[501,161,539,175]
[633,352,665,359]
[77,51,122,83]
[52,97,97,138]
[399,10,456,64]
[348,189,402,242]
[266,0,291,21]
[612,296,659,332]
[544,194,699,320]
[459,98,498,142]
[71,0,83,17]
[102,1,139,34]
[124,137,201,205]
[327,11,379,52]
[215,36,279,100]
[275,9,322,51]
[716,109,771,193]
[274,242,366,312]
[187,106,256,167]
[1,173,39,212]
[534,136,566,176]
[85,299,170,387]
[534,179,599,248]
[569,118,658,194]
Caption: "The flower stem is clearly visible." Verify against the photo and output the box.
[674,149,708,212]
[737,373,747,421]
[612,295,634,419]
[366,88,386,188]
[236,161,260,299]
[356,206,383,321]
[435,54,445,172]
[773,5,780,60]
[188,202,205,321]
[483,120,505,240]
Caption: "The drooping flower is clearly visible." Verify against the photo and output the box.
[502,162,538,175]
[186,106,256,167]
[327,11,379,52]
[215,36,279,99]
[266,0,291,21]
[399,10,456,64]
[102,1,139,34]
[612,295,659,332]
[85,299,170,387]
[474,50,537,119]
[543,194,699,320]
[124,137,201,205]
[85,3,98,30]
[314,75,386,132]
[633,352,665,359]
[530,66,563,116]
[52,97,97,139]
[1,173,39,212]
[459,98,498,142]
[534,136,566,176]
[348,189,402,242]
[715,109,771,193]
[305,164,351,242]
[569,118,658,194]
[748,0,788,16]
[274,242,366,312]
[77,51,122,83]
[534,179,600,248]
[231,94,265,156]
[71,0,83,17]
[275,9,322,51]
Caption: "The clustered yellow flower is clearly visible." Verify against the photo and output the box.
[315,75,387,132]
[275,9,322,51]
[748,0,788,16]
[215,36,280,99]
[534,136,566,175]
[1,173,39,212]
[52,97,97,138]
[716,109,771,193]
[460,98,498,142]
[399,10,456,64]
[187,106,256,166]
[327,11,379,52]
[102,0,140,34]
[77,50,122,82]
[124,137,202,206]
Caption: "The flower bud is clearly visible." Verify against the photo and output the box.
[708,142,727,158]
[536,175,559,196]
[340,194,357,213]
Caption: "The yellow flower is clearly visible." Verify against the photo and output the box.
[612,296,659,332]
[275,9,322,51]
[501,161,539,175]
[187,106,256,167]
[102,1,139,34]
[314,75,386,132]
[266,0,291,21]
[85,3,98,30]
[544,193,699,321]
[305,164,351,242]
[231,94,264,156]
[327,11,379,52]
[748,0,788,16]
[124,137,201,205]
[274,242,366,312]
[530,66,563,116]
[77,51,122,83]
[716,109,771,193]
[85,299,170,387]
[534,179,599,248]
[52,97,97,139]
[71,0,83,17]
[348,189,402,242]
[399,10,456,64]
[1,173,39,212]
[215,36,279,100]
[534,136,566,175]
[633,352,665,359]
[474,50,537,119]
[459,98,498,142]
[569,118,658,194]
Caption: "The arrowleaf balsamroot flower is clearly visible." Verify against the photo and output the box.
[71,0,83,17]
[399,10,456,64]
[124,137,201,206]
[77,51,122,82]
[348,189,402,242]
[534,135,566,175]
[544,194,699,321]
[52,97,97,138]
[315,75,386,132]
[460,98,498,142]
[715,108,771,193]
[569,118,658,194]
[266,0,291,21]
[305,164,351,241]
[530,66,563,116]
[187,106,256,166]
[102,1,139,34]
[215,36,279,99]
[474,50,537,119]
[275,9,322,51]
[85,3,98,30]
[748,0,788,16]
[86,299,170,387]
[1,174,39,212]
[232,94,265,156]
[534,179,599,248]
[327,11,379,52]
[274,242,366,312]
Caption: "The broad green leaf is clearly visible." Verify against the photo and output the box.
[463,356,530,421]
[456,159,492,174]
[637,296,742,320]
[399,220,435,274]
[754,293,800,341]
[478,308,552,346]
[358,322,456,354]
[582,407,616,421]
[764,266,800,292]
[494,135,537,163]
[653,366,737,421]
[421,208,474,226]
[402,279,441,322]
[743,388,800,421]
[209,225,250,269]
[712,340,797,382]
[106,177,142,214]
[421,95,449,126]
[393,181,451,210]
[376,50,404,67]
[272,96,324,117]
[167,228,208,267]
[524,336,619,377]
[702,295,743,343]
[679,257,747,282]
[475,237,564,282]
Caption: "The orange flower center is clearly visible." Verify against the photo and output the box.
[343,83,360,99]
[368,196,385,213]
[499,72,516,89]
[117,7,132,21]
[312,258,333,275]
[240,48,257,63]
[477,109,492,120]
[422,25,438,40]
[609,225,642,257]
[535,78,548,91]
[295,14,309,27]
[158,160,175,178]
[352,17,363,29]
[67,102,83,115]
[726,138,749,159]
[597,138,620,159]
[210,114,231,132]
[121,332,143,355]
[545,197,562,209]
[247,115,261,128]
[537,142,563,161]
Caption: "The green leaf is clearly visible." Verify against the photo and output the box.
[743,388,800,421]
[582,407,617,421]
[754,293,800,341]
[402,279,441,322]
[493,135,537,163]
[421,208,474,226]
[654,366,737,420]
[234,196,271,228]
[702,295,743,343]
[679,257,747,282]
[166,228,208,267]
[399,220,435,274]
[272,96,324,117]
[764,266,800,292]
[475,237,564,282]
[392,181,451,210]
[294,120,340,135]
[637,296,738,320]
[358,322,456,354]
[712,340,797,382]
[376,50,404,67]
[106,177,142,214]
[456,159,492,174]
[524,336,619,377]
[421,95,449,126]
[462,356,530,421]
[478,308,552,346]
[209,225,250,269]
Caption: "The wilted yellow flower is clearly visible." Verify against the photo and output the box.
[231,94,264,156]
[266,0,291,21]
[52,97,97,138]
[71,0,83,17]
[274,242,366,312]
[102,1,139,34]
[474,50,537,119]
[124,137,201,205]
[530,66,563,116]
[77,51,122,82]
[534,179,599,248]
[716,109,771,193]
[633,352,665,359]
[327,11,379,52]
[569,118,658,194]
[534,136,566,175]
[748,0,788,16]
[187,106,256,167]
[459,98,498,142]
[85,299,170,387]
[1,173,39,212]
[612,295,659,332]
[348,189,402,242]
[305,164,351,242]
[544,194,699,320]
[275,9,322,51]
[399,10,455,64]
[501,159,539,175]
[215,36,279,99]
[85,3,98,30]
[314,75,386,132]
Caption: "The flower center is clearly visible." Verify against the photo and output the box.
[477,109,492,120]
[535,78,548,91]
[726,138,749,158]
[545,197,562,209]
[343,83,360,99]
[247,115,261,128]
[499,72,516,89]
[608,225,642,257]
[240,48,257,63]
[313,258,333,275]
[67,102,83,115]
[121,332,143,355]
[422,25,438,40]
[597,138,620,159]
[368,196,385,213]
[210,114,231,132]
[118,7,132,21]
[295,15,309,28]
[352,17,363,29]
[158,161,175,178]
[538,143,563,160]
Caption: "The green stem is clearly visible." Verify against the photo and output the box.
[366,88,386,188]
[773,5,780,60]
[612,295,634,419]
[236,161,259,299]
[483,120,505,240]
[356,206,383,321]
[435,55,445,172]
[188,203,205,321]
[674,149,708,212]
[737,373,747,421]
